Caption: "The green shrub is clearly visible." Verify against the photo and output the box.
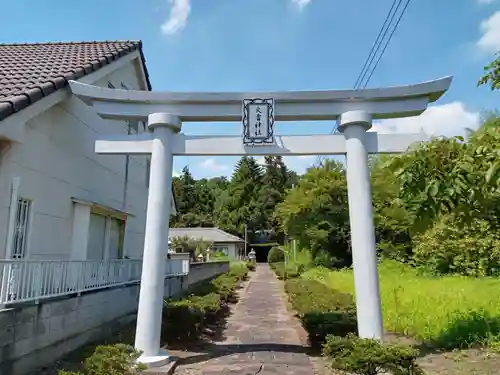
[58,344,146,375]
[229,262,249,281]
[323,334,424,375]
[412,215,500,277]
[162,270,242,342]
[432,309,500,350]
[272,262,305,280]
[285,278,357,347]
[211,275,238,302]
[163,297,206,341]
[246,261,256,271]
[268,246,285,263]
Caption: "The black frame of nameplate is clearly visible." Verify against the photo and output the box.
[242,98,275,145]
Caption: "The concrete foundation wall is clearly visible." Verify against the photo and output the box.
[0,261,229,375]
[187,261,230,286]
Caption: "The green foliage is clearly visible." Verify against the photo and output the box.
[162,269,246,343]
[169,235,213,261]
[285,278,357,347]
[385,137,470,232]
[478,53,500,91]
[433,309,500,350]
[267,246,285,263]
[170,156,297,253]
[258,156,291,240]
[276,160,351,267]
[370,155,413,262]
[171,167,221,227]
[215,156,265,238]
[412,214,500,276]
[309,260,500,350]
[58,344,146,375]
[373,118,500,275]
[270,262,304,280]
[323,334,424,375]
[229,261,250,280]
[246,261,256,271]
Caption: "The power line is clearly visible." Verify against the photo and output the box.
[314,0,411,167]
[353,0,402,90]
[361,0,411,89]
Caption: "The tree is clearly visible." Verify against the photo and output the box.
[276,160,351,267]
[171,166,197,227]
[370,154,412,261]
[258,156,290,240]
[478,53,500,90]
[171,168,227,227]
[215,156,264,238]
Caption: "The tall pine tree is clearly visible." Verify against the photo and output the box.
[215,156,264,238]
[258,156,290,241]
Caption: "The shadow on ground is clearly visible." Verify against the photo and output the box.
[173,343,311,366]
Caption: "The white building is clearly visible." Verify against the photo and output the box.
[0,40,175,264]
[168,227,244,260]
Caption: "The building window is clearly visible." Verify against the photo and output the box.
[213,246,228,256]
[87,212,125,260]
[108,217,125,260]
[11,198,32,259]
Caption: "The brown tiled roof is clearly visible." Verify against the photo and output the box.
[0,40,152,122]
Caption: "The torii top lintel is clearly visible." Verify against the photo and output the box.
[68,77,452,122]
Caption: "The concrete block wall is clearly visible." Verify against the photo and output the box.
[187,261,230,286]
[0,261,228,375]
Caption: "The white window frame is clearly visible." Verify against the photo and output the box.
[88,209,126,261]
[71,198,133,261]
[10,197,34,259]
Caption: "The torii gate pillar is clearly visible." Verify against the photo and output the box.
[134,113,180,366]
[339,110,383,339]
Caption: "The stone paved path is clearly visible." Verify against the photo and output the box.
[172,263,315,375]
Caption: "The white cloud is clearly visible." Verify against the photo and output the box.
[291,0,312,10]
[173,169,180,177]
[477,11,500,53]
[371,102,480,138]
[200,158,229,172]
[256,156,266,166]
[160,0,191,35]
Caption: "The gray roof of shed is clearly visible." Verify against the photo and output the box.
[168,227,244,243]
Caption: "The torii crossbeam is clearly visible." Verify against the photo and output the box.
[69,76,452,368]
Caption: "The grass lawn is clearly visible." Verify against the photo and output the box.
[302,260,500,349]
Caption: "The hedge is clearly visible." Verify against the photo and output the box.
[285,278,357,348]
[271,262,305,280]
[268,246,285,263]
[162,264,248,343]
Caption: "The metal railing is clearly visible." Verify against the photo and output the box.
[0,255,190,305]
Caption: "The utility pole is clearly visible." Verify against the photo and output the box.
[244,223,248,259]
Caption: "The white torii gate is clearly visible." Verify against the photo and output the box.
[69,77,452,367]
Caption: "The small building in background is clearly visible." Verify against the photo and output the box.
[168,227,244,260]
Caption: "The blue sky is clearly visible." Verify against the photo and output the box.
[1,0,499,178]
